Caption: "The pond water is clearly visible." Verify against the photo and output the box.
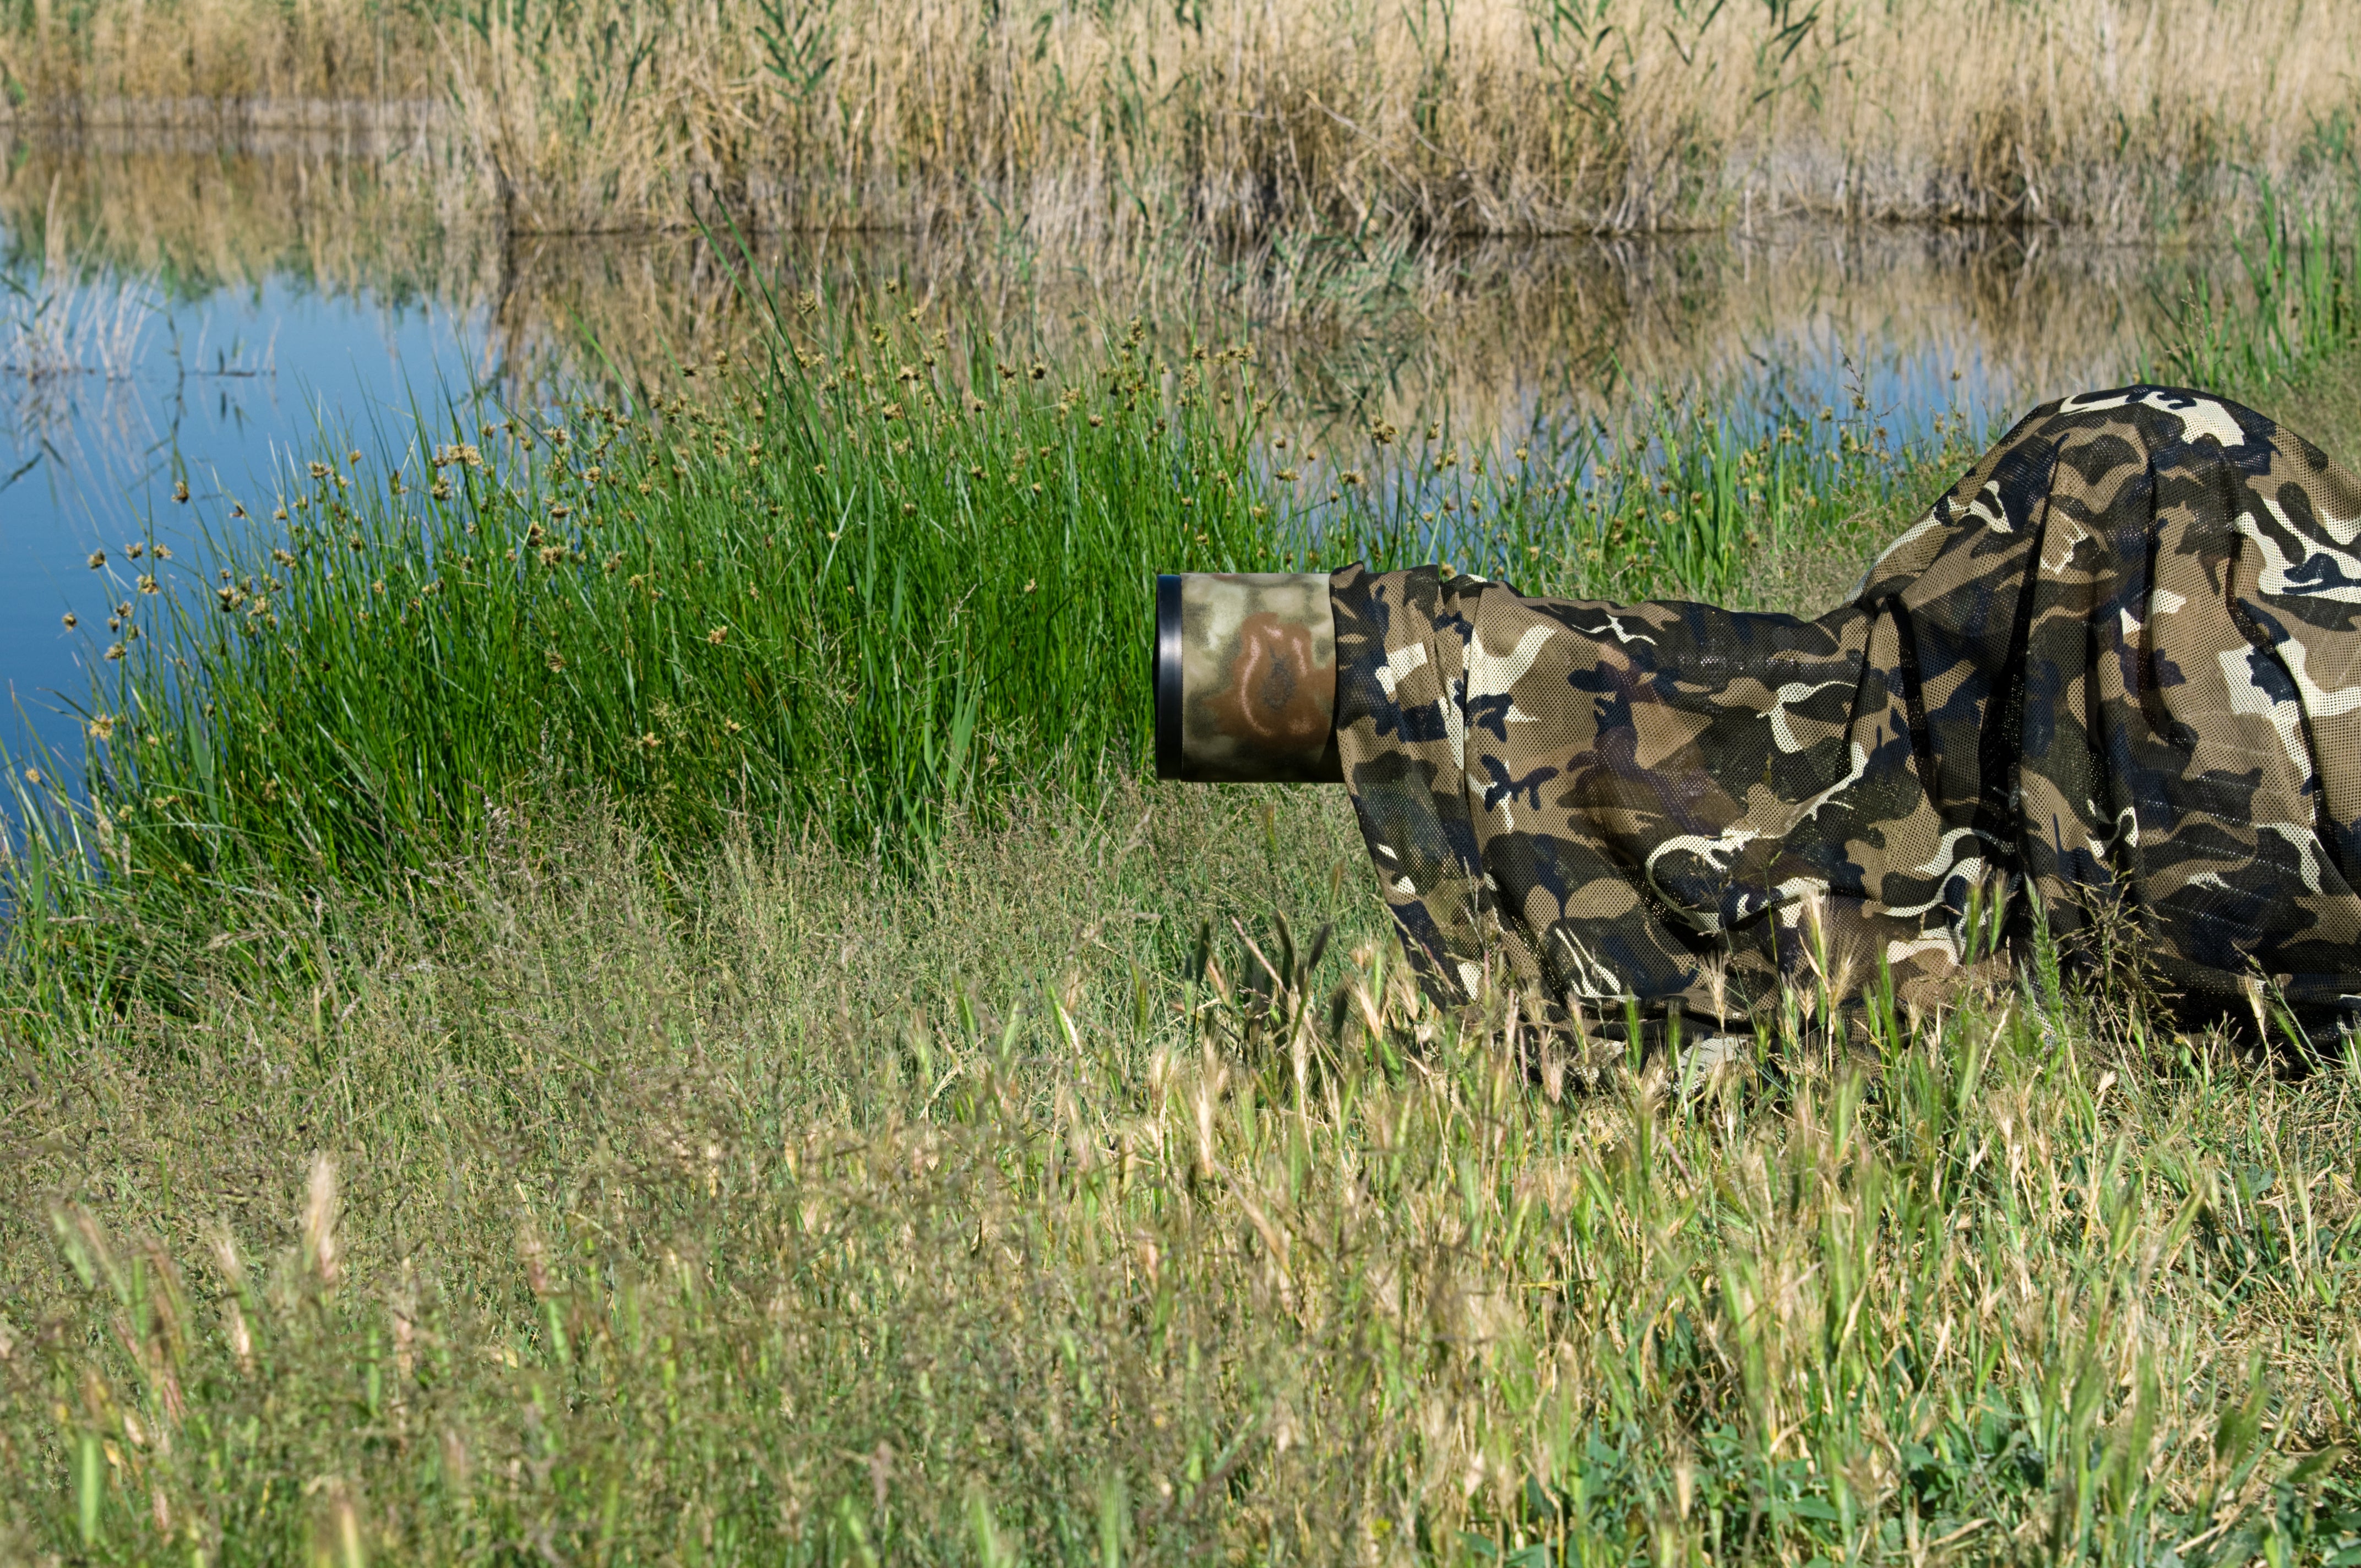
[1,135,2180,767]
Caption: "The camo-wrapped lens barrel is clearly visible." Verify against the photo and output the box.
[1155,573,1342,782]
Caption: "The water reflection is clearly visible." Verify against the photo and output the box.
[2,134,2182,764]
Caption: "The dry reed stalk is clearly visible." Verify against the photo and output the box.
[3,0,2355,237]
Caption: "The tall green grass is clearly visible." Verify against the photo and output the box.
[10,309,1275,940]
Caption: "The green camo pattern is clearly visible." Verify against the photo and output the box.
[1331,387,2361,1028]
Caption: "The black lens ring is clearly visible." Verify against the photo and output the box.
[1154,574,1185,780]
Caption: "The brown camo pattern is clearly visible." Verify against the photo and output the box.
[1331,387,2361,1027]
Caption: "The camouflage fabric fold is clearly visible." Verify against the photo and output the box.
[1331,386,2361,1032]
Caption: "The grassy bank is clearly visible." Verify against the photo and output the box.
[3,0,2359,238]
[3,785,2359,1562]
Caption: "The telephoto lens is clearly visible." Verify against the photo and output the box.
[1154,573,1343,782]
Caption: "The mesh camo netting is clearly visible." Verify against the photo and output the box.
[1330,387,2361,1034]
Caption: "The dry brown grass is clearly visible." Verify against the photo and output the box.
[3,782,2358,1560]
[2,0,2355,238]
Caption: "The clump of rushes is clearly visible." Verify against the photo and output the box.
[12,309,1281,925]
[2148,183,2361,397]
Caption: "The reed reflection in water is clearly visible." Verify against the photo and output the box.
[1,137,2174,761]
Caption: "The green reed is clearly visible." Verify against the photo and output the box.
[2150,181,2361,396]
[1439,394,1967,608]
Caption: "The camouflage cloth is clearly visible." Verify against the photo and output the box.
[1330,386,2361,1030]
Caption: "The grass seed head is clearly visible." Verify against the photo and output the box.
[302,1155,341,1288]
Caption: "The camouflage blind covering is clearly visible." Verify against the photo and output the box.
[1198,386,2361,1038]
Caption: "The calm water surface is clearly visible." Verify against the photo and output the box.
[1,277,527,763]
[1,140,2176,767]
